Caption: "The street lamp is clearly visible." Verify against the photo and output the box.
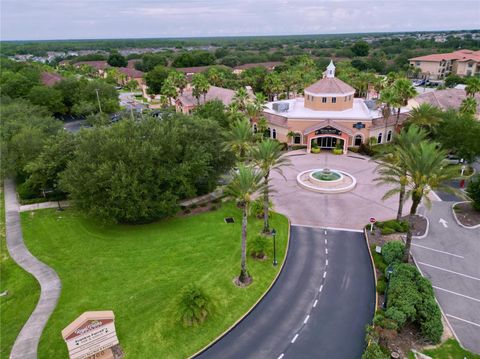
[271,228,277,266]
[382,265,394,310]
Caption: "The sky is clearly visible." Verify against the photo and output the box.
[1,0,479,41]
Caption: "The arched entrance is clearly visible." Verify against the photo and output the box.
[305,122,352,154]
[313,136,343,149]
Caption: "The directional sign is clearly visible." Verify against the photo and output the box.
[439,218,448,228]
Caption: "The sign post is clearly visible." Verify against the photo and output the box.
[62,311,121,359]
[369,217,376,233]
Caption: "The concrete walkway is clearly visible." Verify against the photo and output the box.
[19,200,69,213]
[4,179,61,359]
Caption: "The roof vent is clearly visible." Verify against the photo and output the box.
[272,102,290,112]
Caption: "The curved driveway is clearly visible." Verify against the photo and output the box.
[196,226,375,359]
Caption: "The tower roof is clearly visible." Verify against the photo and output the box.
[304,77,355,95]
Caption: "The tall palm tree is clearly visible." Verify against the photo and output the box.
[233,88,250,112]
[391,78,417,129]
[465,76,480,98]
[264,72,283,101]
[459,97,478,115]
[160,78,177,106]
[397,141,458,262]
[170,71,187,95]
[192,73,210,104]
[226,164,266,284]
[251,140,291,233]
[379,88,397,140]
[407,103,442,135]
[374,126,427,221]
[224,118,256,162]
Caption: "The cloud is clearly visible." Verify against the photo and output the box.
[1,0,478,40]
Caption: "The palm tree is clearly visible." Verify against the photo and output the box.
[233,88,250,112]
[407,103,442,135]
[192,73,210,104]
[225,164,266,285]
[160,78,177,106]
[397,141,459,262]
[224,118,256,162]
[465,76,480,98]
[170,71,187,95]
[264,72,283,101]
[251,140,291,233]
[459,97,478,115]
[391,78,417,130]
[379,88,397,140]
[374,125,427,221]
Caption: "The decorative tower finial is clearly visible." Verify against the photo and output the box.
[326,60,335,78]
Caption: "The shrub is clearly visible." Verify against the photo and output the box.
[358,143,374,156]
[380,227,396,235]
[17,181,39,200]
[371,245,387,273]
[377,219,409,233]
[177,284,212,326]
[418,297,443,343]
[291,145,307,150]
[348,146,359,153]
[210,205,217,211]
[362,342,389,359]
[467,175,480,211]
[190,203,198,209]
[250,235,268,258]
[385,307,407,328]
[311,147,320,153]
[382,241,405,265]
[374,312,398,331]
[376,278,386,294]
[332,148,343,155]
[249,198,273,218]
[387,264,422,322]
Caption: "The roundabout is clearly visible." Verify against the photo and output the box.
[297,168,356,193]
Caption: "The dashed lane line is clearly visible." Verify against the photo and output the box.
[291,334,299,344]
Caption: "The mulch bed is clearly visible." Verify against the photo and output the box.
[453,202,480,227]
[402,215,428,237]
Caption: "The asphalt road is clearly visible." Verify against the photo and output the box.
[412,201,480,354]
[195,226,376,359]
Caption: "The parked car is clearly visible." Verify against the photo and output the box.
[443,155,462,165]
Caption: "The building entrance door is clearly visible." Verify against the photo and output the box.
[315,137,338,148]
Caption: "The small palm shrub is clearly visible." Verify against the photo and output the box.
[249,198,273,219]
[177,284,212,326]
[250,235,268,259]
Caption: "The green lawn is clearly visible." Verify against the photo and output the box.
[421,339,480,359]
[0,187,40,359]
[20,203,288,358]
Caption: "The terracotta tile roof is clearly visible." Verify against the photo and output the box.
[73,61,110,70]
[127,59,141,68]
[414,88,480,113]
[304,77,355,95]
[118,67,144,79]
[178,86,235,107]
[263,112,288,128]
[40,72,62,87]
[409,49,480,62]
[234,62,283,71]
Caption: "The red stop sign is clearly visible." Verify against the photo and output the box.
[369,217,376,224]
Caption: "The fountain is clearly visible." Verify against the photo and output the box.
[296,168,356,193]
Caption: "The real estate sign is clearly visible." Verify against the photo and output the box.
[62,311,119,359]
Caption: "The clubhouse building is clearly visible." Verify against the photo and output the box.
[261,61,408,153]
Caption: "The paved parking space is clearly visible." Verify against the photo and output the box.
[270,151,414,230]
[412,201,480,354]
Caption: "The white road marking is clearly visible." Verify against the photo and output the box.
[325,239,327,245]
[433,286,480,303]
[325,259,329,266]
[418,262,480,281]
[277,354,285,359]
[439,218,448,228]
[304,315,310,324]
[313,299,318,307]
[290,224,363,233]
[412,243,464,258]
[324,229,327,235]
[291,334,299,343]
[325,248,328,254]
[319,285,323,292]
[323,271,327,278]
[446,314,480,328]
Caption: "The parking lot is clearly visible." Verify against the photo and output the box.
[412,201,480,353]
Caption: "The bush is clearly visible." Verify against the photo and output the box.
[382,241,405,265]
[376,278,386,294]
[17,181,39,200]
[291,145,307,150]
[177,284,212,326]
[362,342,389,359]
[418,297,443,343]
[250,235,268,258]
[467,175,480,211]
[371,244,387,273]
[385,307,407,328]
[249,198,272,219]
[373,312,398,331]
[311,147,320,154]
[348,146,359,153]
[332,148,343,155]
[377,219,409,233]
[380,227,396,235]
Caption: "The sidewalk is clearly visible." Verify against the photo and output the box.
[4,179,61,359]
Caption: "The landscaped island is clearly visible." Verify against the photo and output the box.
[19,203,288,358]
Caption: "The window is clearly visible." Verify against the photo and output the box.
[387,130,392,142]
[294,133,301,144]
[354,135,362,146]
[344,96,347,102]
[253,123,257,133]
[265,127,271,138]
[322,97,327,103]
[332,97,336,103]
[468,62,473,68]
[377,132,383,144]
[272,129,277,139]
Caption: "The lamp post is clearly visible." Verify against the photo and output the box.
[383,265,394,310]
[271,228,277,266]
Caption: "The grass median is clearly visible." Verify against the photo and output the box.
[20,202,288,358]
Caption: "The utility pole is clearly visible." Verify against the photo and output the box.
[95,88,102,113]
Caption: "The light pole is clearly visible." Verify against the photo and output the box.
[382,265,394,309]
[95,88,102,113]
[271,228,277,266]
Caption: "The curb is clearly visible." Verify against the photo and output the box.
[363,228,379,312]
[189,216,292,359]
[413,214,430,240]
[451,201,480,229]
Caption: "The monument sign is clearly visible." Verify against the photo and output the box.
[62,311,119,359]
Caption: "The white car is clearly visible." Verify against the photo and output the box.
[443,155,462,165]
